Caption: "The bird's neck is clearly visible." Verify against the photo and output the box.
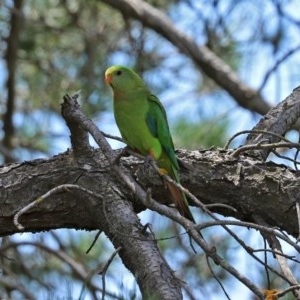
[113,87,147,102]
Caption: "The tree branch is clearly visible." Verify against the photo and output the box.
[61,92,92,156]
[245,86,300,160]
[1,145,299,234]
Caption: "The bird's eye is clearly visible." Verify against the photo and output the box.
[116,70,122,76]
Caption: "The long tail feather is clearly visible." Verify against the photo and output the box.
[166,181,195,223]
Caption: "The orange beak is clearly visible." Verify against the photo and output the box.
[105,74,112,84]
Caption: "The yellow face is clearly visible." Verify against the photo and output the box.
[104,66,144,91]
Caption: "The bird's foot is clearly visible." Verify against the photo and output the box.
[113,146,131,164]
[143,155,165,174]
[143,154,155,169]
[158,168,168,176]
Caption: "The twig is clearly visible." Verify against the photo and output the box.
[253,248,299,262]
[206,255,231,300]
[98,247,123,300]
[1,241,120,299]
[101,131,124,143]
[141,223,154,237]
[264,238,271,290]
[195,219,300,252]
[204,203,237,212]
[259,44,300,92]
[276,285,300,298]
[14,184,103,230]
[191,206,300,286]
[86,230,103,254]
[0,277,35,300]
[231,141,300,157]
[261,225,300,299]
[275,247,300,299]
[271,150,300,166]
[224,129,291,149]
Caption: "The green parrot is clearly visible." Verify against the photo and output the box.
[105,65,195,222]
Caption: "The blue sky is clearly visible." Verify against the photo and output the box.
[2,1,300,298]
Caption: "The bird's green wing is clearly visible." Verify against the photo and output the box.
[146,94,179,170]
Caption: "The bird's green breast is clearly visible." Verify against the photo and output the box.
[113,92,162,159]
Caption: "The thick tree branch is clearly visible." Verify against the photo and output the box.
[0,147,299,237]
[245,86,300,160]
[100,0,271,115]
[61,92,92,155]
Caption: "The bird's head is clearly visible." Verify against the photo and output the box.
[105,65,145,92]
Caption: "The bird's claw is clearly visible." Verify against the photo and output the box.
[158,168,168,176]
[144,155,154,168]
[113,146,131,164]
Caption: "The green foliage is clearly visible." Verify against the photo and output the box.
[173,117,229,149]
[19,0,125,114]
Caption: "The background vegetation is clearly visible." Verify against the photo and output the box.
[1,0,300,299]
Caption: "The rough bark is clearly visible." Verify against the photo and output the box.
[245,86,300,159]
[0,149,182,299]
[1,147,299,237]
